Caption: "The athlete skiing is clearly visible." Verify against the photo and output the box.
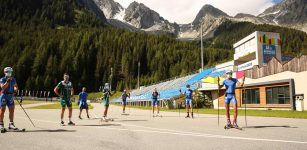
[218,71,244,129]
[78,87,89,119]
[121,89,130,114]
[0,67,19,132]
[54,73,75,126]
[101,83,113,121]
[151,88,161,117]
[180,85,194,118]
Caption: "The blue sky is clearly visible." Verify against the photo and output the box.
[115,0,283,24]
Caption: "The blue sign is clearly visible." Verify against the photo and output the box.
[263,45,276,63]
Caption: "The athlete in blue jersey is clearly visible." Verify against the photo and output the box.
[121,89,130,114]
[152,88,160,117]
[181,85,194,118]
[0,67,19,130]
[78,87,89,119]
[218,71,244,128]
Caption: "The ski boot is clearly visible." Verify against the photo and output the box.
[87,114,90,119]
[191,112,194,118]
[0,122,6,133]
[60,121,65,126]
[8,122,18,130]
[79,116,83,120]
[185,113,190,118]
[68,121,75,126]
[224,119,232,130]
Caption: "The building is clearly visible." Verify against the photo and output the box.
[199,31,306,110]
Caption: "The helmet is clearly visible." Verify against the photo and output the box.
[4,67,13,77]
[4,67,13,73]
[225,70,233,75]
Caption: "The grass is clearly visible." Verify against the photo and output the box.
[14,100,45,105]
[27,102,93,109]
[73,91,123,101]
[115,104,307,119]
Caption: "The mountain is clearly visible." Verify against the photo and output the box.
[94,0,123,19]
[179,5,230,40]
[95,0,179,35]
[258,0,307,32]
[94,0,307,39]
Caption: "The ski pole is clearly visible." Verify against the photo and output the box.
[15,96,36,127]
[217,76,220,126]
[243,76,247,128]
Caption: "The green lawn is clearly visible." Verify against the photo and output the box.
[116,104,307,119]
[15,100,45,105]
[74,91,123,102]
[27,102,93,109]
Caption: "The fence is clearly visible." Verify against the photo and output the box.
[245,55,307,79]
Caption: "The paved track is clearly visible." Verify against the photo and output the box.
[1,103,307,150]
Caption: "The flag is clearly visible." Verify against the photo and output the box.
[202,76,225,84]
[236,71,245,79]
[202,76,218,84]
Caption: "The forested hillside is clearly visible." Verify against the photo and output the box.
[0,0,306,93]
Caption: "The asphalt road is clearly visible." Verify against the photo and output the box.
[1,103,307,150]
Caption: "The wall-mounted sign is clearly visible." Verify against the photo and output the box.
[263,45,276,63]
[237,61,254,71]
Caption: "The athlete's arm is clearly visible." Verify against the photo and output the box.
[13,83,18,94]
[71,88,74,97]
[54,86,60,97]
[0,77,12,90]
[236,77,245,87]
[217,77,224,89]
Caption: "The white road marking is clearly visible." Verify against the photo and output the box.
[15,116,307,144]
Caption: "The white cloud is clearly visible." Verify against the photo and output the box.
[114,0,276,24]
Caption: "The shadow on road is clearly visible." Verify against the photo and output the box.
[244,125,298,129]
[117,119,148,122]
[25,129,76,133]
[76,124,121,127]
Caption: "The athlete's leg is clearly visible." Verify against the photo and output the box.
[68,107,72,120]
[104,105,109,117]
[61,107,65,121]
[0,106,6,122]
[225,104,230,120]
[157,105,160,114]
[86,108,89,116]
[8,105,15,122]
[79,108,82,117]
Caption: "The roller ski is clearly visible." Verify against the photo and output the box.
[224,120,232,130]
[0,123,6,133]
[232,122,243,130]
[5,123,26,132]
[153,113,162,118]
[100,116,114,123]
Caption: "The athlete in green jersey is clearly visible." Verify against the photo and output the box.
[54,73,75,126]
[101,83,113,121]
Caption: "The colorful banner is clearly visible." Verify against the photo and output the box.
[259,35,280,46]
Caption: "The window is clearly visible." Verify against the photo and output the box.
[266,86,290,104]
[243,89,260,104]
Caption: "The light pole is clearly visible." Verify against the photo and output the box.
[110,67,113,91]
[200,23,204,71]
[138,61,140,89]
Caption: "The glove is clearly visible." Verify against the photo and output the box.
[18,97,23,104]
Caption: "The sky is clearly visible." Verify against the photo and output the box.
[114,0,284,24]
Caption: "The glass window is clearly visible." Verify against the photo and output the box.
[266,86,290,104]
[243,89,260,104]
